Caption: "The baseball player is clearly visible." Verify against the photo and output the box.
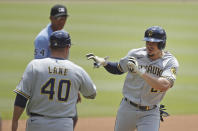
[87,26,179,131]
[34,4,80,127]
[12,30,97,131]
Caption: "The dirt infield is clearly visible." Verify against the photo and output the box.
[3,115,198,131]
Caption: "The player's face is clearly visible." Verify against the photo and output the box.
[51,16,67,31]
[146,41,161,60]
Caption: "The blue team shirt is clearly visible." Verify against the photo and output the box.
[34,24,53,59]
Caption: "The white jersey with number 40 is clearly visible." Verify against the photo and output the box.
[14,58,96,118]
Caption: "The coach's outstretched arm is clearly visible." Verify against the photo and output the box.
[78,66,97,99]
[86,53,124,75]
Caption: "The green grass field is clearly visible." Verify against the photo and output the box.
[0,1,198,119]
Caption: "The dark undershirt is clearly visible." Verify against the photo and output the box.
[104,62,123,75]
[14,93,28,108]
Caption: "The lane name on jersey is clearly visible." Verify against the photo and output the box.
[48,66,68,76]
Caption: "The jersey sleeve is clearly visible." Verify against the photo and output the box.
[119,49,135,73]
[161,58,179,87]
[14,61,34,99]
[34,36,49,59]
[78,68,96,98]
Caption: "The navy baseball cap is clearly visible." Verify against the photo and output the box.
[50,4,68,18]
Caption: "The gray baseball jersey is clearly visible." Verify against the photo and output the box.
[14,58,96,118]
[119,47,179,106]
[115,47,179,131]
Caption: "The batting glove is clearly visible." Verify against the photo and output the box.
[127,56,146,76]
[86,53,109,68]
[159,104,170,122]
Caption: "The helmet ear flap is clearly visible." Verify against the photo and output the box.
[158,41,166,50]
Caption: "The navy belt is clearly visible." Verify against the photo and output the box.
[30,112,74,118]
[124,98,156,111]
[30,113,44,117]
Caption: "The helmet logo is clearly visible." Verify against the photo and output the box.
[148,30,153,37]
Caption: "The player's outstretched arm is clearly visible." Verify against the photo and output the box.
[86,53,108,68]
[86,53,124,75]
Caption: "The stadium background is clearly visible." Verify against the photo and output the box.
[0,0,198,124]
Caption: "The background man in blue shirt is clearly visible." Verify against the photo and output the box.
[34,4,68,59]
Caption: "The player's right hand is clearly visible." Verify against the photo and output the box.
[127,56,145,76]
[127,56,138,72]
[86,53,108,68]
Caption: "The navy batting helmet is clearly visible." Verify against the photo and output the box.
[143,26,166,50]
[50,30,71,48]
